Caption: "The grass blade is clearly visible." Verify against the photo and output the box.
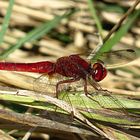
[0,9,76,59]
[0,0,14,45]
[87,0,103,37]
[90,9,140,62]
[0,90,140,125]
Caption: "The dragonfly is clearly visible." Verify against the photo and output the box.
[0,49,137,121]
[0,49,136,97]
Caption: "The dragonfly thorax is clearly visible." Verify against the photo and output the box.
[54,55,107,82]
[54,55,91,78]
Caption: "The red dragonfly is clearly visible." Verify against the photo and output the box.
[0,49,136,98]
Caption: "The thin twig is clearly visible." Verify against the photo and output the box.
[103,0,140,43]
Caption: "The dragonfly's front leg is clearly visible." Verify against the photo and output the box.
[83,78,104,108]
[84,76,105,107]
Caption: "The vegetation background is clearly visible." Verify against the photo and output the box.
[0,0,140,140]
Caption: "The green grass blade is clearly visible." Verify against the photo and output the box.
[0,9,76,60]
[87,0,103,37]
[97,3,124,13]
[0,91,140,125]
[90,9,140,62]
[0,0,14,45]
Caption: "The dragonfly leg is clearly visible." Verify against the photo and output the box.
[55,77,80,118]
[83,79,104,107]
[56,77,80,98]
[83,79,89,96]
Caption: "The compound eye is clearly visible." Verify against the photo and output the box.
[92,63,107,82]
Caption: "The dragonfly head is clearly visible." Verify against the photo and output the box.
[90,62,107,82]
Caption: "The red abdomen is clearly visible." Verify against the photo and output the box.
[54,55,90,78]
[0,61,55,74]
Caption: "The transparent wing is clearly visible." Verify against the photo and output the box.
[33,54,138,124]
[33,73,138,124]
[33,73,85,119]
[89,49,137,69]
[88,75,140,123]
[66,86,139,124]
[33,73,84,105]
[33,73,69,97]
